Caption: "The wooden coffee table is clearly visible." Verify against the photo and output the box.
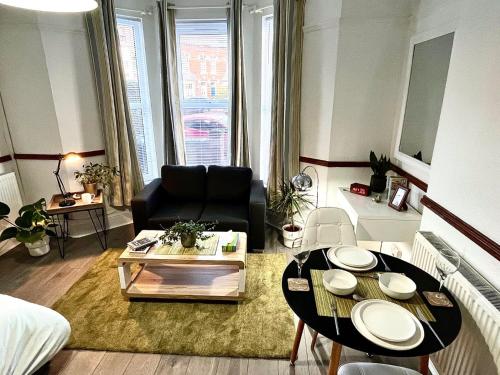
[118,230,247,301]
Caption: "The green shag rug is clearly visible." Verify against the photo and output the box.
[52,249,295,359]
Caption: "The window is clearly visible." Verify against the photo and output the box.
[260,15,274,185]
[116,16,158,183]
[176,21,230,166]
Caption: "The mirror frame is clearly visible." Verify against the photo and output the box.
[394,25,456,180]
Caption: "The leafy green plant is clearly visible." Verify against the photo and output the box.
[74,162,120,188]
[369,151,391,176]
[159,220,216,248]
[0,199,56,244]
[269,179,313,230]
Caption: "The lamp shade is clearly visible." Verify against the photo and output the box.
[292,172,313,192]
[0,0,98,12]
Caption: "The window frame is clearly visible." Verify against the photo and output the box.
[116,15,158,183]
[175,19,231,167]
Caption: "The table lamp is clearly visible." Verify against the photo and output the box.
[54,152,81,207]
[291,165,319,208]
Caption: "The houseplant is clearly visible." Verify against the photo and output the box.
[0,198,57,256]
[159,220,216,248]
[369,151,391,193]
[269,179,313,248]
[74,162,120,195]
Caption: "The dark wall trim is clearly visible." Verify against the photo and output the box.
[13,149,105,160]
[299,156,370,168]
[0,154,12,163]
[299,156,428,192]
[390,163,428,192]
[421,195,500,261]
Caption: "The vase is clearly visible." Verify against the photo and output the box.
[282,224,303,248]
[83,183,98,195]
[25,236,50,257]
[370,175,387,193]
[181,233,197,248]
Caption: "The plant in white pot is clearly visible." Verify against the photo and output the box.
[74,162,120,195]
[0,198,57,256]
[269,179,313,248]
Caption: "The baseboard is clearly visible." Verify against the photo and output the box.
[67,209,132,238]
[0,238,17,256]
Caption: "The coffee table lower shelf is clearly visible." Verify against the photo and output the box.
[121,263,245,301]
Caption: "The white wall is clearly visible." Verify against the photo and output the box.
[300,0,413,207]
[389,0,500,287]
[406,0,500,288]
[0,5,132,240]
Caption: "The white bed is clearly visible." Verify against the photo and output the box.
[0,294,70,375]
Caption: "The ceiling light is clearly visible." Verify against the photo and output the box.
[0,0,98,13]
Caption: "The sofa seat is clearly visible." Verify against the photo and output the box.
[200,203,249,233]
[148,201,204,228]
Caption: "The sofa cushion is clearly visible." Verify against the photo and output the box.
[206,165,252,203]
[148,201,204,228]
[199,203,249,233]
[161,165,206,201]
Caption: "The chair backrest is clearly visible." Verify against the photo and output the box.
[301,207,357,251]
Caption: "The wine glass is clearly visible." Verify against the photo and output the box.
[435,248,461,291]
[289,238,311,279]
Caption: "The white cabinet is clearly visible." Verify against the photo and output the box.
[337,188,421,243]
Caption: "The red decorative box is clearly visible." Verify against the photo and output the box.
[350,183,370,196]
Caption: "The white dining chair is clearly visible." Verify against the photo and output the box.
[298,207,357,251]
[338,363,421,375]
[297,207,357,349]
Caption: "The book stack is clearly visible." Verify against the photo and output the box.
[127,237,158,254]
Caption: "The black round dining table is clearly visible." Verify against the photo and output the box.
[282,249,462,375]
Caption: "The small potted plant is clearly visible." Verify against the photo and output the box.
[159,220,216,248]
[269,179,313,248]
[369,151,391,193]
[74,162,120,195]
[0,198,57,257]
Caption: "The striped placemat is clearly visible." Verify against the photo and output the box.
[153,235,219,256]
[310,269,436,322]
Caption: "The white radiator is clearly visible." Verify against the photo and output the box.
[0,172,22,255]
[412,232,500,375]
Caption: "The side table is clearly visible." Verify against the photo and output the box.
[46,193,108,258]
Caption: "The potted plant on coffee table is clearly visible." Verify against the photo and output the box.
[74,162,120,195]
[269,179,313,248]
[0,198,57,256]
[369,151,391,193]
[159,220,216,248]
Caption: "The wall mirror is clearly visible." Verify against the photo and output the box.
[396,32,454,168]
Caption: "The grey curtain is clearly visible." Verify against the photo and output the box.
[229,0,250,167]
[86,0,144,207]
[158,0,186,165]
[267,0,305,196]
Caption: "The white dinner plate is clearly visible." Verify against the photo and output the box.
[334,246,374,267]
[360,301,416,342]
[327,247,378,271]
[351,299,424,351]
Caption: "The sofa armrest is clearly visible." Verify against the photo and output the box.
[131,178,163,234]
[249,180,266,249]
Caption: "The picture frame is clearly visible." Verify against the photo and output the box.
[388,185,410,211]
[387,176,408,199]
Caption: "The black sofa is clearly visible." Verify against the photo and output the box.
[131,165,266,250]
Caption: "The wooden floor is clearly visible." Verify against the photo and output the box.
[0,224,418,374]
